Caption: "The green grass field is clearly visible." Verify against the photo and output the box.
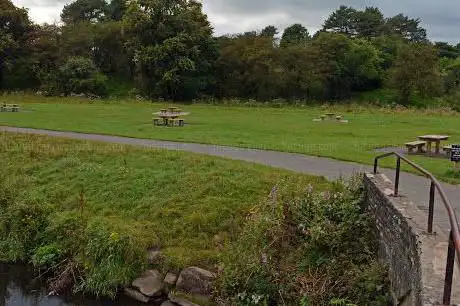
[1,95,459,183]
[0,132,328,296]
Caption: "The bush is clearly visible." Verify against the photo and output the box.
[218,177,391,305]
[0,192,50,261]
[76,220,146,298]
[56,56,109,97]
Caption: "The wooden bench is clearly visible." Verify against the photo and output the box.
[168,118,177,126]
[405,141,426,154]
[153,118,161,126]
[443,145,452,154]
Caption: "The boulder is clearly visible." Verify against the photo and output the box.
[168,293,200,306]
[164,272,178,287]
[176,267,216,295]
[161,301,177,306]
[132,270,165,297]
[124,288,150,303]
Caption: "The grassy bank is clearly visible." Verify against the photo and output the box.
[0,132,390,304]
[0,132,328,297]
[1,95,459,183]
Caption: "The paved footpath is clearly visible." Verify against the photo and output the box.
[1,126,459,233]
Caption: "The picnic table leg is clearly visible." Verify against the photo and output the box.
[435,141,441,154]
[427,141,432,154]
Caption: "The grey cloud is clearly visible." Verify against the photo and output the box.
[13,0,460,43]
[205,0,460,43]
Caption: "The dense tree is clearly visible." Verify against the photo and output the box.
[323,5,357,36]
[57,56,108,96]
[93,21,131,77]
[0,0,455,106]
[441,58,460,94]
[280,24,310,48]
[126,0,217,100]
[260,25,278,39]
[61,0,108,24]
[435,42,460,59]
[389,44,442,104]
[354,7,385,38]
[107,0,126,21]
[0,0,34,88]
[384,14,427,42]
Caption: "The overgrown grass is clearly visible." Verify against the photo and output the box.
[0,132,328,297]
[218,177,391,306]
[1,95,459,183]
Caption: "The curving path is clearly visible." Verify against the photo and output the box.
[1,126,459,233]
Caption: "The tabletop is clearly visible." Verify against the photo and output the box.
[418,135,449,141]
[154,112,190,118]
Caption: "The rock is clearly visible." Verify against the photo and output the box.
[161,301,177,306]
[169,294,200,306]
[176,267,216,295]
[124,288,150,303]
[132,270,165,297]
[164,272,178,287]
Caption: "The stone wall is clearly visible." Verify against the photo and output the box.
[363,173,457,306]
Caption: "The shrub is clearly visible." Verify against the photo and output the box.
[56,56,109,97]
[218,177,391,305]
[75,220,146,298]
[0,193,50,261]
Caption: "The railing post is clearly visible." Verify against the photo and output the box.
[443,231,455,305]
[373,158,378,174]
[428,182,435,234]
[394,157,401,196]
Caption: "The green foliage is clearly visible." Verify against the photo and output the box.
[280,24,310,48]
[384,14,427,43]
[0,191,50,261]
[218,177,391,305]
[0,0,34,89]
[76,221,146,297]
[0,132,327,296]
[57,56,108,97]
[389,43,443,105]
[323,5,357,36]
[125,0,217,100]
[0,0,454,104]
[32,244,63,267]
[61,0,108,24]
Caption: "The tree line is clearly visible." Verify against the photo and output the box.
[1,0,460,105]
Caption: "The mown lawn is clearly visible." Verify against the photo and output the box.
[1,95,460,183]
[0,132,327,269]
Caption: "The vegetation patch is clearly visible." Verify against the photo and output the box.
[0,132,328,297]
[218,178,391,306]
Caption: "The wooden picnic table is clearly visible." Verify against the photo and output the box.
[417,135,449,154]
[153,112,190,119]
[153,111,190,127]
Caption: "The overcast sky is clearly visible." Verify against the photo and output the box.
[11,0,460,43]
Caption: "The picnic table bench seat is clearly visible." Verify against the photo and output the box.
[405,140,427,154]
[444,145,452,153]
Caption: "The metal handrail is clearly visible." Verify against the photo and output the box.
[374,152,460,305]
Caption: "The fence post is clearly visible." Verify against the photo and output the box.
[443,231,455,305]
[394,157,401,196]
[428,182,435,234]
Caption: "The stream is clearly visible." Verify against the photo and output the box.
[0,264,144,306]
